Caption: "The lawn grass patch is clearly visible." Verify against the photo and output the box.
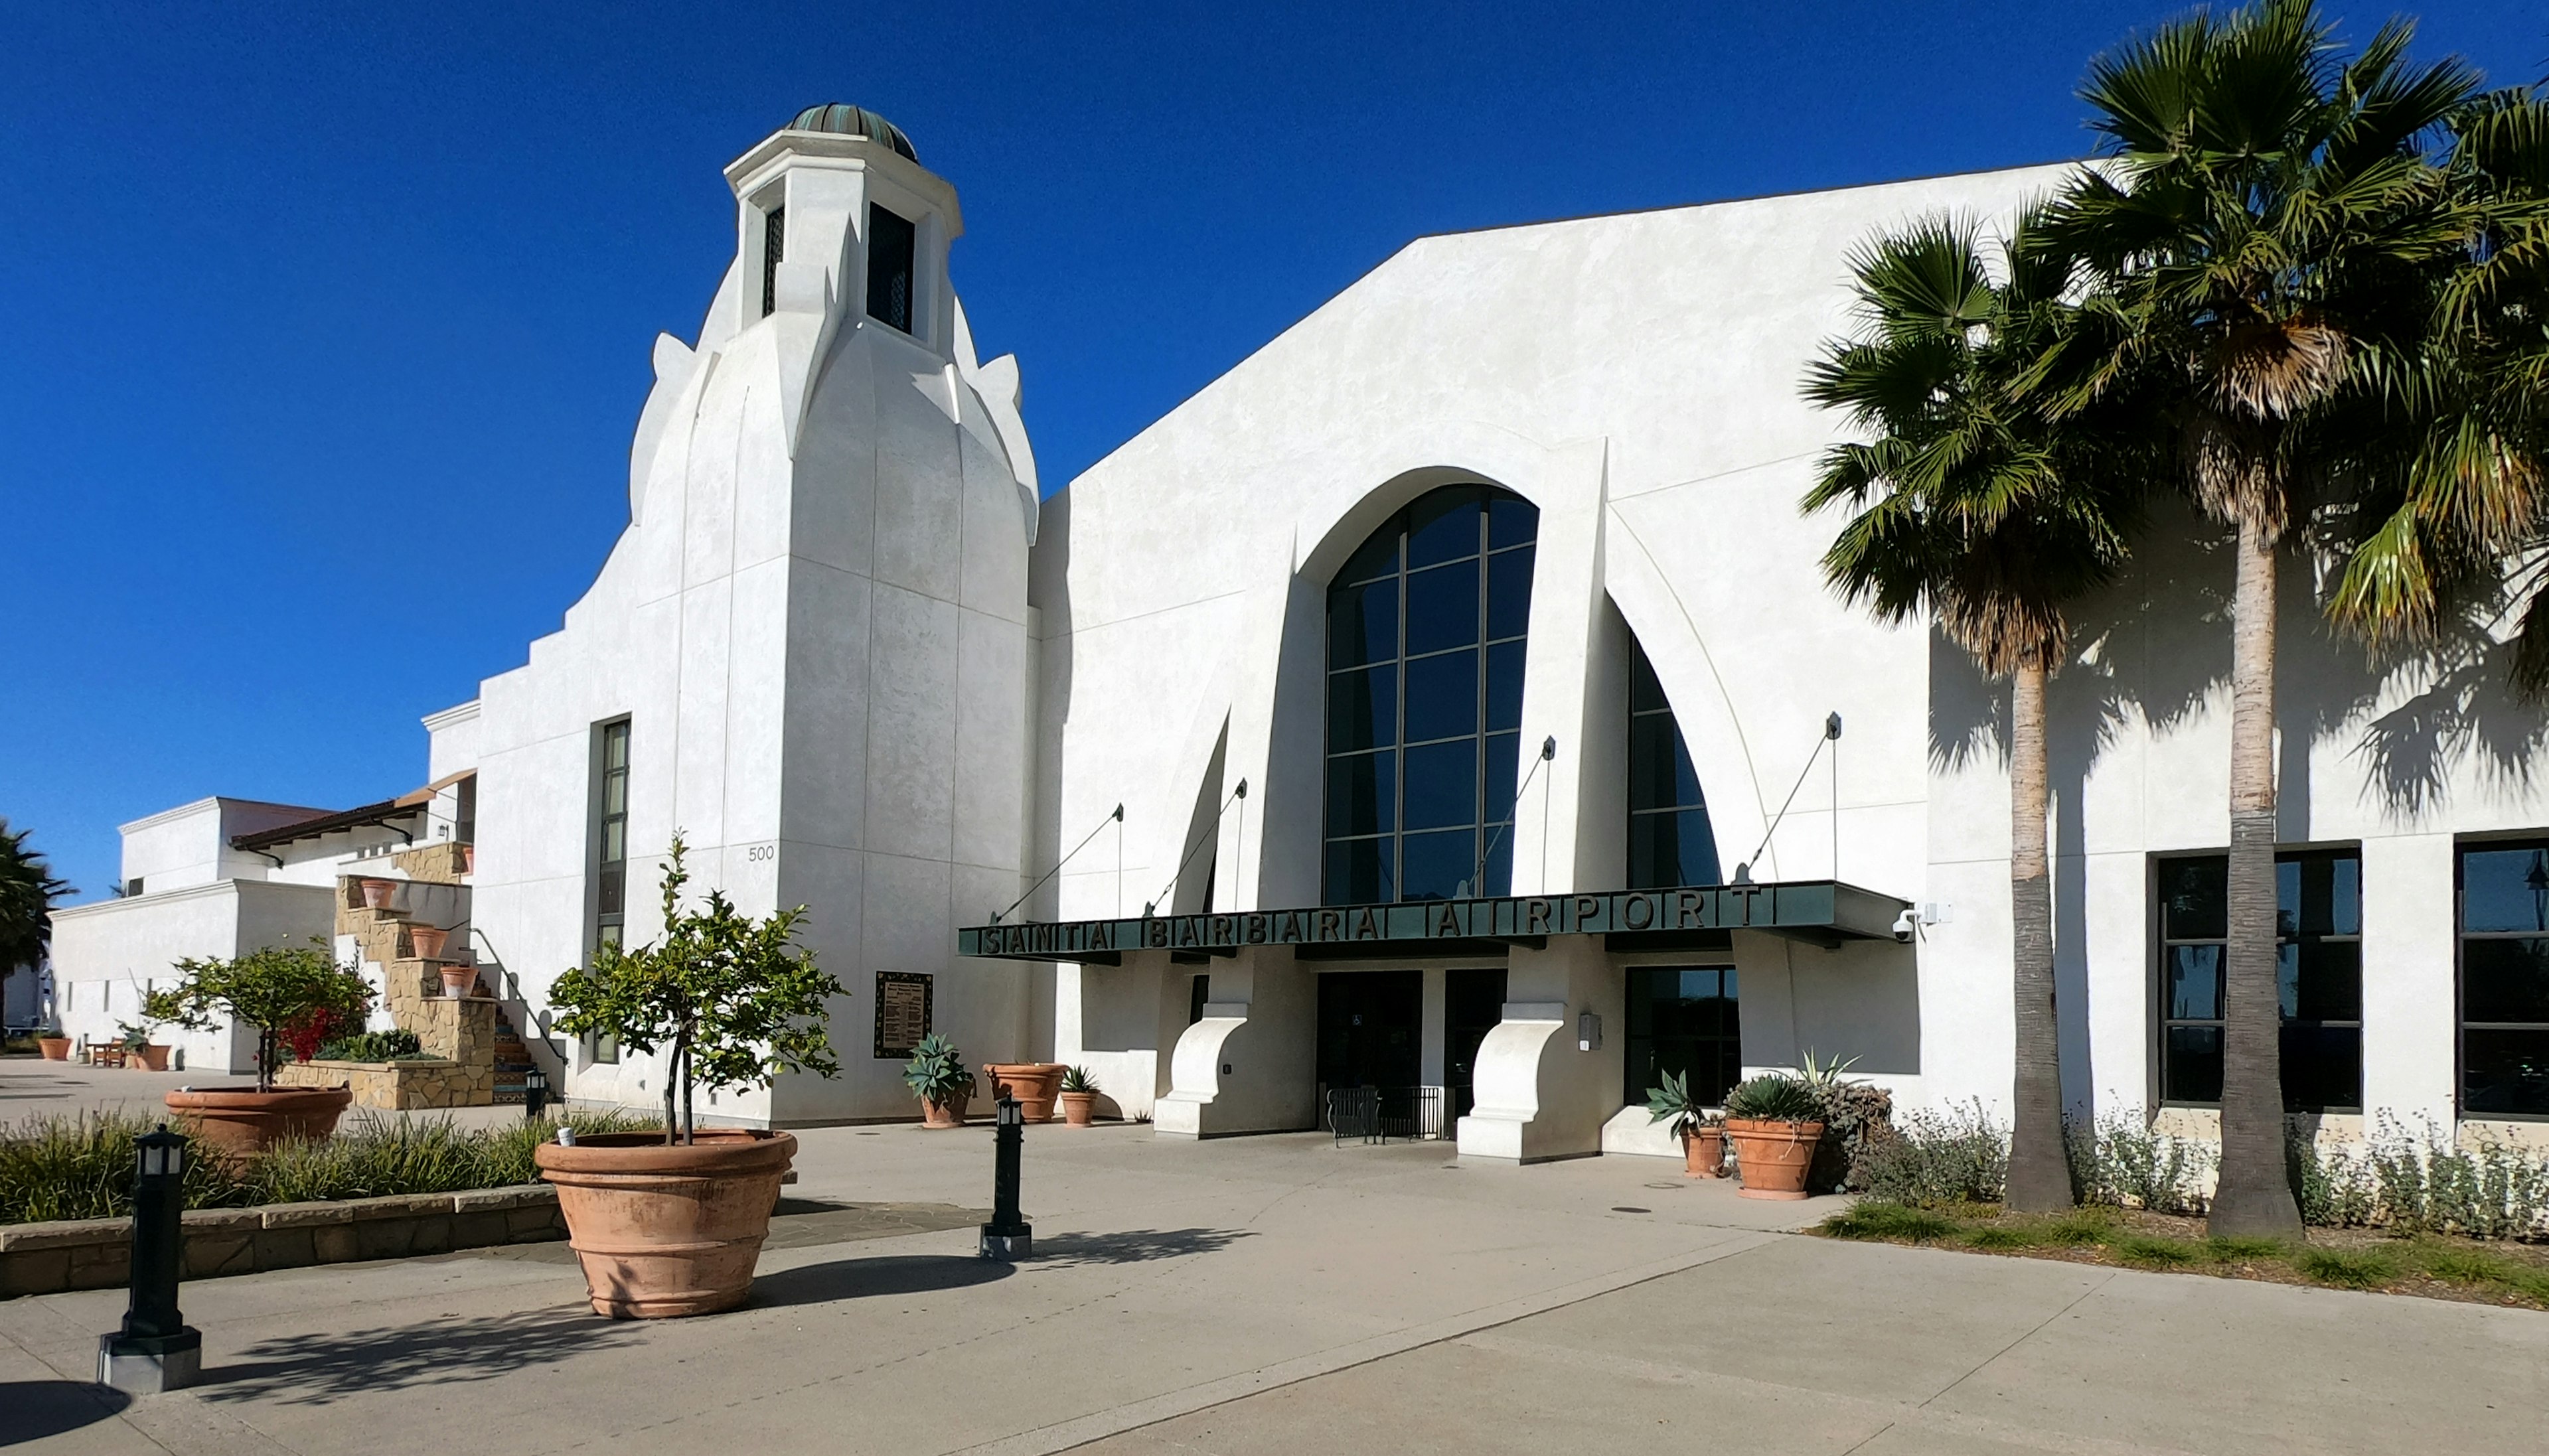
[2037,1208,2116,1247]
[2295,1246,2400,1290]
[2112,1233,2202,1268]
[1822,1201,1958,1242]
[1960,1223,2038,1250]
[2202,1234,2288,1263]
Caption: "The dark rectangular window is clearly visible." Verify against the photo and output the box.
[1625,966,1740,1108]
[759,204,785,318]
[866,203,915,333]
[2459,839,2549,1118]
[2155,849,2360,1111]
[1189,974,1209,1026]
[586,719,631,1064]
[453,774,476,848]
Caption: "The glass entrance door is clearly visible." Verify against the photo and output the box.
[1443,967,1506,1119]
[1316,970,1423,1092]
[1624,966,1740,1107]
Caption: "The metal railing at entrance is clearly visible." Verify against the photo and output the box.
[1324,1085,1449,1145]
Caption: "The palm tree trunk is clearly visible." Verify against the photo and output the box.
[2210,516,2301,1236]
[2007,655,2073,1211]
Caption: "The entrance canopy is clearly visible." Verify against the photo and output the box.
[958,880,1912,966]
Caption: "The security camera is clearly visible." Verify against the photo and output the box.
[1891,909,1917,944]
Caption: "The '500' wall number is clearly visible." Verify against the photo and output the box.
[745,843,777,863]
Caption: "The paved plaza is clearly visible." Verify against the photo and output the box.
[3,1080,2544,1455]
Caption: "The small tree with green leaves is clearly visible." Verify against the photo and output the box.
[546,836,845,1145]
[144,941,374,1092]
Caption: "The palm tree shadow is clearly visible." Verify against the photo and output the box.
[200,1307,643,1408]
[0,1380,132,1441]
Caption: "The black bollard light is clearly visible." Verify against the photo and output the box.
[523,1066,550,1120]
[978,1094,1033,1260]
[97,1124,201,1395]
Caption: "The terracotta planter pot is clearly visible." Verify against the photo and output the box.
[982,1062,1066,1122]
[135,1045,172,1072]
[37,1037,69,1061]
[920,1086,971,1128]
[1059,1090,1097,1128]
[408,924,451,960]
[1726,1118,1824,1200]
[359,878,398,910]
[1683,1126,1727,1178]
[165,1086,353,1158]
[536,1129,797,1319]
[461,844,476,875]
[441,964,479,997]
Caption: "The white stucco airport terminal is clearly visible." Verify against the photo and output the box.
[46,107,2549,1161]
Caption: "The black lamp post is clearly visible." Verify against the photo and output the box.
[523,1066,550,1120]
[97,1125,201,1394]
[978,1094,1033,1260]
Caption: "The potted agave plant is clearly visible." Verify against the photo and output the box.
[1645,1069,1725,1178]
[904,1034,973,1128]
[540,836,844,1319]
[1058,1065,1100,1128]
[147,940,370,1155]
[1721,1072,1827,1201]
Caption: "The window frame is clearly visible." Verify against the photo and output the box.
[2151,846,2362,1114]
[1624,637,1721,890]
[2456,836,2549,1122]
[1320,485,1537,906]
[864,201,917,334]
[585,717,631,1066]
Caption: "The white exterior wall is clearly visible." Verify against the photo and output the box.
[1036,160,2549,1156]
[47,879,335,1072]
[467,123,1043,1124]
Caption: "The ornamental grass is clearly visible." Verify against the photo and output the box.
[0,1108,659,1224]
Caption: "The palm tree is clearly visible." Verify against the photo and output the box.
[2041,0,2483,1236]
[1804,213,2145,1212]
[0,820,74,1018]
[2328,89,2549,690]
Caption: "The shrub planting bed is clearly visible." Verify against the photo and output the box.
[0,1108,663,1297]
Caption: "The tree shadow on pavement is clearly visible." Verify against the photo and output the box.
[1031,1228,1260,1265]
[749,1254,1014,1307]
[200,1307,641,1407]
[1,1380,131,1443]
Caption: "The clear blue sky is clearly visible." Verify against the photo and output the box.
[5,1,2542,906]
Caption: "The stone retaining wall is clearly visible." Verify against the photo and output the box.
[0,1184,562,1298]
[273,1056,491,1110]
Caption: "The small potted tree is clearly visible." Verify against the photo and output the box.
[35,1019,70,1061]
[538,837,844,1319]
[1058,1065,1101,1128]
[147,940,370,1155]
[116,1018,173,1072]
[903,1034,973,1127]
[1721,1072,1827,1201]
[1645,1069,1725,1178]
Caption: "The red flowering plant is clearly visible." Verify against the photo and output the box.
[146,940,374,1091]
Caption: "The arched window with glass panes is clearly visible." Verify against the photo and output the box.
[1324,485,1538,905]
[1626,639,1721,889]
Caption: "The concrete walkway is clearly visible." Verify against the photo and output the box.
[5,1121,2542,1455]
[0,1056,562,1132]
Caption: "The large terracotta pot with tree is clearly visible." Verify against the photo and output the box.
[1721,1073,1825,1201]
[539,837,844,1319]
[37,1027,70,1060]
[1644,1069,1725,1178]
[148,941,368,1157]
[903,1035,973,1128]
